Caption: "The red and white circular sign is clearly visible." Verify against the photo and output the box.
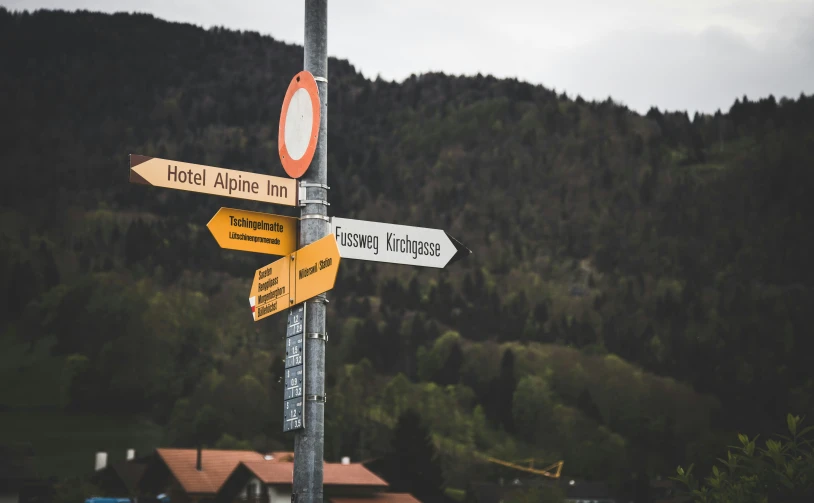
[278,70,321,179]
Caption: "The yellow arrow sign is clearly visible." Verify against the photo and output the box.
[129,154,297,207]
[250,255,293,322]
[207,208,298,256]
[293,234,341,304]
[249,234,341,321]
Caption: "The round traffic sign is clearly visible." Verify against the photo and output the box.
[278,71,320,179]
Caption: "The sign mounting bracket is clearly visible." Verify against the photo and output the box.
[299,181,330,190]
[306,332,328,342]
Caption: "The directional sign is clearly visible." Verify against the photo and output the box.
[279,71,320,179]
[249,234,341,321]
[331,217,471,268]
[283,304,305,432]
[207,208,297,256]
[129,155,297,206]
[292,234,341,304]
[249,255,292,322]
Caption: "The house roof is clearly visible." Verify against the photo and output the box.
[93,460,148,494]
[156,448,266,495]
[268,451,295,462]
[331,494,421,503]
[241,460,389,488]
[323,464,388,487]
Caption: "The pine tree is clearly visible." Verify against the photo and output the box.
[8,260,38,316]
[577,388,604,425]
[434,341,463,386]
[486,349,517,432]
[383,409,447,503]
[350,318,385,370]
[496,349,517,433]
[38,242,60,289]
[407,276,421,310]
[533,302,550,325]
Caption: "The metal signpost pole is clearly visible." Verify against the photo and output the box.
[293,0,328,502]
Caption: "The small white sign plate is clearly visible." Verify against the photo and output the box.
[330,217,470,269]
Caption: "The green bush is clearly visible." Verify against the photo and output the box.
[673,413,814,502]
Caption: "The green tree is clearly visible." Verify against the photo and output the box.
[382,373,413,421]
[215,433,252,450]
[673,413,814,503]
[194,404,223,447]
[512,375,554,445]
[382,408,447,503]
[417,330,463,384]
[435,340,463,386]
[8,260,38,316]
[491,349,517,433]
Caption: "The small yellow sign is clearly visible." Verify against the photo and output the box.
[293,234,341,304]
[249,255,292,322]
[249,234,341,322]
[207,208,297,256]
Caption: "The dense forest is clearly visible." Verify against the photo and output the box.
[1,7,813,501]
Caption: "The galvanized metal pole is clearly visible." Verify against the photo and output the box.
[293,1,328,502]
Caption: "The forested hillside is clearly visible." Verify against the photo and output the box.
[1,7,813,497]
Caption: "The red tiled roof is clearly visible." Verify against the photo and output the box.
[331,494,421,503]
[242,460,389,487]
[156,448,266,495]
[268,451,295,462]
[323,464,388,487]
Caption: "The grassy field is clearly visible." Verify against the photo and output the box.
[0,331,165,477]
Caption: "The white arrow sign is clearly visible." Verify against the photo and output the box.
[330,217,471,268]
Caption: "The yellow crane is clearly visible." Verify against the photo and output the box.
[475,452,565,479]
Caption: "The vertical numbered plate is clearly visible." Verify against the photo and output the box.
[284,397,303,430]
[283,304,305,432]
[286,332,304,369]
[284,365,304,400]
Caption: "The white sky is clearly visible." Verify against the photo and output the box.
[4,0,814,114]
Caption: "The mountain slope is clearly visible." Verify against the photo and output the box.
[1,7,813,488]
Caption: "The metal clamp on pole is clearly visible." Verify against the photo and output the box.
[299,183,331,207]
[300,214,331,223]
[309,293,329,304]
[313,76,328,83]
[306,394,327,403]
[300,199,330,207]
[299,181,330,190]
[306,332,328,342]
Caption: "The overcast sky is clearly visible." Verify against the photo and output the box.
[5,0,813,114]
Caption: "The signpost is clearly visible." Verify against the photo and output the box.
[331,217,471,268]
[207,208,298,256]
[248,234,341,321]
[129,154,298,206]
[291,5,330,495]
[126,2,472,500]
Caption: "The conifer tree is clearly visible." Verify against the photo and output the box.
[383,408,447,503]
